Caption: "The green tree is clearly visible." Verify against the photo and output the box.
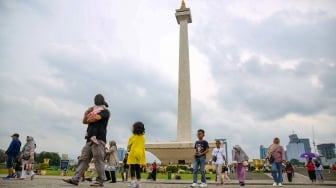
[0,149,6,163]
[290,158,305,166]
[36,151,61,166]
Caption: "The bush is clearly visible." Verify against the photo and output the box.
[166,165,178,173]
[39,163,49,170]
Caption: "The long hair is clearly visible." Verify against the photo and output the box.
[94,94,108,107]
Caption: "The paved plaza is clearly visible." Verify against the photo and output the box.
[1,173,335,188]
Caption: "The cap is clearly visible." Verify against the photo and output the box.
[11,133,19,137]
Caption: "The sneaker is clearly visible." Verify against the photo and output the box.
[2,176,10,180]
[190,183,198,187]
[30,174,35,180]
[129,181,136,188]
[273,182,277,186]
[135,181,141,188]
[278,183,283,187]
[199,183,207,187]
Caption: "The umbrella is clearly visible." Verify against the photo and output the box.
[300,152,319,158]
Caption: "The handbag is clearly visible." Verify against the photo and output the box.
[212,150,219,162]
[269,155,275,163]
[212,155,217,162]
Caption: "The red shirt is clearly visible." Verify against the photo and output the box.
[306,161,315,171]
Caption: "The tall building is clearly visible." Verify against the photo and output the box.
[260,145,268,159]
[299,138,311,153]
[317,143,336,159]
[286,134,312,162]
[117,148,127,162]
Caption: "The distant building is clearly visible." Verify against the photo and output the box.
[117,147,127,162]
[300,138,311,153]
[317,143,336,159]
[260,145,268,159]
[317,143,336,166]
[286,134,311,163]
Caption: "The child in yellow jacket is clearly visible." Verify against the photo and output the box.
[127,122,146,188]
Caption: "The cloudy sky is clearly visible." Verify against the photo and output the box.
[1,0,335,162]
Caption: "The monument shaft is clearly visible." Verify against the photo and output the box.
[176,7,192,142]
[145,3,216,165]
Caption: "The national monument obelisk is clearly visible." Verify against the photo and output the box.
[146,1,213,164]
[176,0,192,142]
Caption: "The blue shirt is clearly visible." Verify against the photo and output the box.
[6,138,21,157]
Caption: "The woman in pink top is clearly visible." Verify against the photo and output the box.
[267,137,286,187]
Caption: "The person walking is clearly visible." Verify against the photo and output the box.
[151,162,157,181]
[19,136,36,180]
[267,137,286,187]
[121,153,129,182]
[63,94,110,187]
[222,164,231,183]
[127,121,146,188]
[191,129,209,187]
[233,145,249,186]
[212,140,226,185]
[105,140,119,183]
[315,160,324,183]
[4,133,21,179]
[285,161,294,182]
[306,158,316,182]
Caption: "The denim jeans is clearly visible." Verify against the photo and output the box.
[316,170,323,181]
[271,162,283,184]
[193,156,206,183]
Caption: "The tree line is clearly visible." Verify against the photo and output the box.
[0,149,61,166]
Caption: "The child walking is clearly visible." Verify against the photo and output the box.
[285,161,294,182]
[127,122,146,188]
[191,129,209,187]
[222,165,231,183]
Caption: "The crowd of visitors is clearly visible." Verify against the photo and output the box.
[3,94,328,188]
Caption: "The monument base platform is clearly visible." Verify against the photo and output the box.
[146,141,215,165]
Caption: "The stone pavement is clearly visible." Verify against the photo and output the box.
[0,173,335,188]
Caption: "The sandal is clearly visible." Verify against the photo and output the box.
[63,179,79,186]
[90,181,103,187]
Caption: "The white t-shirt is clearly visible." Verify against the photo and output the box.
[212,147,226,165]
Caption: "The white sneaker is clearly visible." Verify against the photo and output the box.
[199,183,207,187]
[273,182,277,186]
[30,173,35,180]
[190,183,198,187]
[135,181,141,188]
[129,181,136,188]
[278,183,283,187]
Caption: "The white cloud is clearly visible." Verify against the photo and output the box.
[190,46,219,108]
[310,75,324,88]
